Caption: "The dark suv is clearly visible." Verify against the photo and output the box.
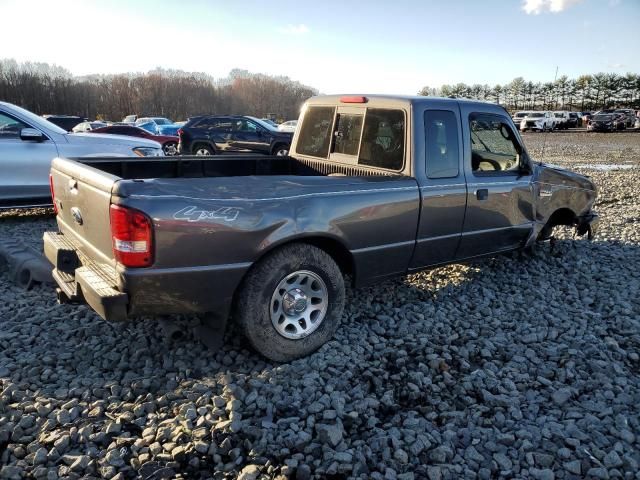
[178,115,292,156]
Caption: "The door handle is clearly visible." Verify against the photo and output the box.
[476,188,488,200]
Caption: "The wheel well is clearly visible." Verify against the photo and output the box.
[258,237,354,280]
[271,142,289,153]
[192,142,213,153]
[547,208,577,227]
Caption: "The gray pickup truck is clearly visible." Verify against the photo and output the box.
[45,95,598,361]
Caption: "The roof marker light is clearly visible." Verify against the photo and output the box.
[340,96,368,104]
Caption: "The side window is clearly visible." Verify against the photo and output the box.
[1,113,29,139]
[425,110,459,179]
[333,114,363,156]
[469,114,521,174]
[234,120,258,133]
[359,109,405,170]
[296,106,335,158]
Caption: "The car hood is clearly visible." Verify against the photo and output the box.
[536,163,596,192]
[67,132,161,148]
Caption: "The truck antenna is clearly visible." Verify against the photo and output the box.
[540,66,559,164]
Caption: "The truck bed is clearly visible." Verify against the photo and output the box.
[77,154,395,180]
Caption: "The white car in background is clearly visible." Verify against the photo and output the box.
[511,111,530,126]
[552,111,571,130]
[520,111,555,132]
[278,120,298,133]
[71,121,108,133]
[0,101,163,208]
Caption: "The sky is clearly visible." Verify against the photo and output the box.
[0,0,638,94]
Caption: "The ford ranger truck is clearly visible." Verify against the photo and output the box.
[44,95,599,362]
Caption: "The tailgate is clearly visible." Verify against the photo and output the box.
[50,157,120,265]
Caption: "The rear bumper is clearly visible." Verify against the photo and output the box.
[44,231,250,322]
[44,231,128,321]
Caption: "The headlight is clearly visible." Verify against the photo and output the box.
[133,147,163,157]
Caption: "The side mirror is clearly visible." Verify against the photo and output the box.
[20,128,46,142]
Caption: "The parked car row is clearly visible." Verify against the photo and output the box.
[511,108,639,132]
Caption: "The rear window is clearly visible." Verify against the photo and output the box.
[358,109,404,171]
[296,107,335,158]
[333,114,363,156]
[296,106,405,171]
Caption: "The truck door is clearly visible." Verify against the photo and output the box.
[456,107,535,259]
[410,103,467,269]
[228,119,269,153]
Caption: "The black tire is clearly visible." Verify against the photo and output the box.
[272,143,290,156]
[236,243,345,362]
[163,141,178,156]
[193,144,214,156]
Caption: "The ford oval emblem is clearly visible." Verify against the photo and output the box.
[70,207,83,225]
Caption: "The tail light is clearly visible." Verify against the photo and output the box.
[109,204,153,267]
[49,174,58,214]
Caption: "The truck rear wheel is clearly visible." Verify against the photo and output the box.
[236,243,345,362]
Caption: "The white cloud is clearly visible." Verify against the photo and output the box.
[522,0,584,14]
[277,24,310,35]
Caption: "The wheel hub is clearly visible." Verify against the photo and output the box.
[283,288,308,315]
[270,270,328,340]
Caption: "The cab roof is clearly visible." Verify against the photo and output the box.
[305,94,502,111]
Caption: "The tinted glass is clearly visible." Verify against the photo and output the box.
[0,112,28,139]
[333,114,363,156]
[425,110,459,179]
[296,106,335,158]
[196,117,232,131]
[470,114,520,174]
[358,109,404,170]
[234,120,258,133]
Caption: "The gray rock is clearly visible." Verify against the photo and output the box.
[315,423,343,448]
[33,447,48,465]
[529,468,554,480]
[603,450,623,468]
[586,467,609,480]
[493,452,513,471]
[563,460,581,475]
[552,388,572,406]
[430,446,453,464]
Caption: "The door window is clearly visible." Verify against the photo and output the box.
[333,114,363,156]
[296,106,335,158]
[0,113,29,139]
[425,110,459,178]
[195,117,232,131]
[234,119,258,133]
[358,109,404,171]
[469,114,522,174]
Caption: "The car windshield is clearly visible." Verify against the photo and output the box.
[152,118,173,125]
[529,113,544,118]
[554,113,564,118]
[7,105,67,134]
[594,115,612,121]
[514,113,528,118]
[246,116,279,132]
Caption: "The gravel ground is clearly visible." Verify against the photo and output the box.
[1,132,639,479]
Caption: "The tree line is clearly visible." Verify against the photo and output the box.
[0,59,317,121]
[2,59,638,120]
[419,73,640,112]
